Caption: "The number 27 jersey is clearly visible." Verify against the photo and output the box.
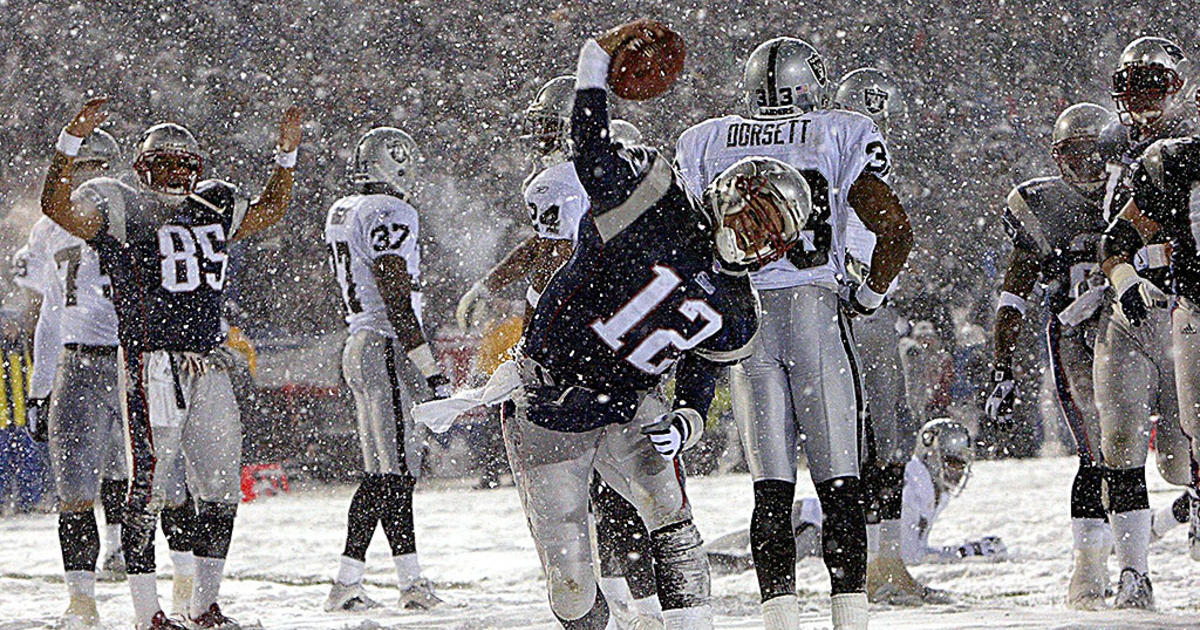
[324,194,422,338]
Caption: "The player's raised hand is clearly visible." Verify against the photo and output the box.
[64,96,109,139]
[277,105,304,153]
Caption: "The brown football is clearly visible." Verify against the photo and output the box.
[606,20,686,101]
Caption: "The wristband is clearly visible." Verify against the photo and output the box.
[407,343,439,379]
[576,39,611,90]
[855,282,887,310]
[57,129,84,156]
[997,291,1028,315]
[1109,263,1139,295]
[275,149,298,169]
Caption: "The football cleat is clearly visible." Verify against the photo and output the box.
[187,603,241,629]
[1113,568,1154,610]
[55,594,99,629]
[1067,546,1109,610]
[146,611,188,630]
[98,548,127,581]
[398,577,443,610]
[324,581,382,612]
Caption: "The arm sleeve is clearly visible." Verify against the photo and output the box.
[840,115,892,190]
[672,352,722,418]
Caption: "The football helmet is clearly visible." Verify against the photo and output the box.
[705,156,810,272]
[744,37,828,119]
[1111,36,1188,127]
[916,418,973,496]
[349,127,420,198]
[831,68,905,135]
[520,76,575,161]
[609,119,642,145]
[133,123,203,196]
[77,128,119,168]
[1051,103,1115,192]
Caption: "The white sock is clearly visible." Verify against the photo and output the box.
[336,556,366,586]
[1072,517,1108,550]
[598,576,633,608]
[1111,509,1151,574]
[830,592,869,630]
[632,594,662,618]
[104,524,122,554]
[128,573,161,627]
[662,604,713,630]
[878,519,904,559]
[191,556,225,617]
[171,551,196,578]
[866,522,881,557]
[393,553,420,589]
[65,570,96,598]
[762,594,800,630]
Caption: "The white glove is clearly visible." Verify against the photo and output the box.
[455,280,491,329]
[1111,263,1168,328]
[640,408,704,460]
[956,535,1007,561]
[984,367,1015,424]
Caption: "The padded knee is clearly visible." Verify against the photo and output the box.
[1103,466,1149,513]
[650,520,710,611]
[750,479,795,602]
[815,476,867,595]
[1071,463,1107,520]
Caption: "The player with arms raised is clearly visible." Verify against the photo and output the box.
[41,97,301,630]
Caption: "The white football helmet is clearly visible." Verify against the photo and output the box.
[705,156,811,272]
[77,128,119,168]
[1051,103,1115,192]
[744,37,828,119]
[1111,36,1188,127]
[520,76,575,162]
[349,127,420,198]
[609,119,642,146]
[916,418,973,496]
[831,68,905,135]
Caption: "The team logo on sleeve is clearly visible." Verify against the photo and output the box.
[864,87,889,115]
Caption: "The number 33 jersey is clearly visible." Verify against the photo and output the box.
[74,176,248,354]
[674,109,890,290]
[323,194,422,338]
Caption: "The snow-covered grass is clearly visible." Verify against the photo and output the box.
[1,456,1196,629]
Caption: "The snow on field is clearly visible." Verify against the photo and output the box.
[2,456,1198,629]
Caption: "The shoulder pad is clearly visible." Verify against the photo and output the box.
[1138,139,1171,191]
[192,179,241,210]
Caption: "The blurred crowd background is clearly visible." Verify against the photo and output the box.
[1,1,1197,506]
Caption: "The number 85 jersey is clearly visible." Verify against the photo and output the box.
[324,194,422,337]
[75,176,248,354]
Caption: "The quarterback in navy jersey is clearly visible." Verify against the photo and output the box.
[41,97,302,630]
[502,22,821,630]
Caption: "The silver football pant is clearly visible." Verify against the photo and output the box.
[851,304,910,466]
[342,330,424,477]
[1170,299,1200,480]
[503,390,704,621]
[143,350,243,507]
[1093,306,1191,483]
[1047,317,1103,465]
[48,346,128,508]
[730,284,864,485]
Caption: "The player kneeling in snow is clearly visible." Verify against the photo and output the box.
[708,419,1005,575]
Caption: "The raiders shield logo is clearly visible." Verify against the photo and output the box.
[863,87,889,115]
[807,53,828,86]
[1161,41,1185,64]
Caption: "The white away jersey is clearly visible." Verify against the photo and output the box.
[522,162,589,243]
[325,194,423,338]
[26,216,118,347]
[675,110,890,290]
[11,240,60,398]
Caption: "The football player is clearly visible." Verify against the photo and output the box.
[1090,36,1197,609]
[829,66,939,605]
[675,39,913,630]
[501,21,800,629]
[322,127,449,612]
[1102,95,1200,567]
[14,128,140,627]
[41,97,302,630]
[455,77,662,627]
[985,103,1118,609]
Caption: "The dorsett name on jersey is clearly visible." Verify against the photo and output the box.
[522,162,588,243]
[73,176,248,354]
[1130,136,1200,305]
[675,110,890,291]
[1002,176,1106,314]
[324,193,423,337]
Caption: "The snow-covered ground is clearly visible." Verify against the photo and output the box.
[2,456,1197,629]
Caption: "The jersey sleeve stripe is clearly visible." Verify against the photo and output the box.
[594,155,673,242]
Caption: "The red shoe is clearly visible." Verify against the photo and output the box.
[148,610,188,629]
[188,603,241,629]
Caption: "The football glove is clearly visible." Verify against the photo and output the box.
[640,408,704,460]
[956,535,1007,561]
[426,373,453,400]
[25,397,48,442]
[1111,263,1168,328]
[984,367,1015,424]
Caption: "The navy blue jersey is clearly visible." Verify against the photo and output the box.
[1128,136,1200,304]
[74,177,248,354]
[1002,177,1106,314]
[521,87,759,432]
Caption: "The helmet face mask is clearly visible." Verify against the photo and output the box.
[520,76,576,162]
[917,418,973,497]
[133,123,203,197]
[706,157,811,272]
[1050,102,1115,191]
[1111,37,1188,127]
